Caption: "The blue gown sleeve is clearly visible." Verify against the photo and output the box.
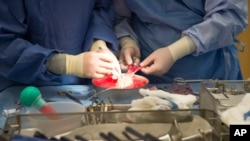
[84,0,118,52]
[0,1,58,84]
[113,0,138,42]
[182,0,248,55]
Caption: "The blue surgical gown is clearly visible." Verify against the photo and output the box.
[0,0,118,91]
[114,0,248,83]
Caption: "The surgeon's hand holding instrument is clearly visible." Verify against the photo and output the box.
[97,46,122,79]
[47,40,116,79]
[20,86,61,120]
[119,36,140,67]
[140,35,197,75]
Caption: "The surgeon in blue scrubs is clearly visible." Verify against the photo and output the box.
[0,0,119,91]
[114,0,248,83]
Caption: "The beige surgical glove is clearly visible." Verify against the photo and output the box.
[119,36,140,71]
[168,35,196,62]
[90,40,108,52]
[140,35,196,75]
[47,51,115,78]
[90,40,121,78]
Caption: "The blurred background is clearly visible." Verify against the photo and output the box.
[237,2,250,79]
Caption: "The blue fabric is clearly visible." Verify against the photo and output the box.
[11,135,49,141]
[0,0,118,91]
[244,110,250,121]
[114,0,248,83]
[161,97,179,110]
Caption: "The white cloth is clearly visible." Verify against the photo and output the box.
[129,88,197,111]
[220,93,250,126]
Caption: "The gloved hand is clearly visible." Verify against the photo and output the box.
[91,40,121,79]
[47,40,121,78]
[118,36,140,72]
[140,35,196,75]
[65,52,116,78]
[220,93,250,126]
[47,51,115,78]
[129,88,197,111]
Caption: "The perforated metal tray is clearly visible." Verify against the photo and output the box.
[1,108,229,141]
[200,80,250,114]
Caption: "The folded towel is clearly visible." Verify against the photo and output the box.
[129,88,197,111]
[220,93,250,126]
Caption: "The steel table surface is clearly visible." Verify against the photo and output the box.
[0,82,201,132]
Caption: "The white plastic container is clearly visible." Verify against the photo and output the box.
[25,102,85,137]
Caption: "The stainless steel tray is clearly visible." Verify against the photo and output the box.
[1,108,229,141]
[200,80,250,114]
